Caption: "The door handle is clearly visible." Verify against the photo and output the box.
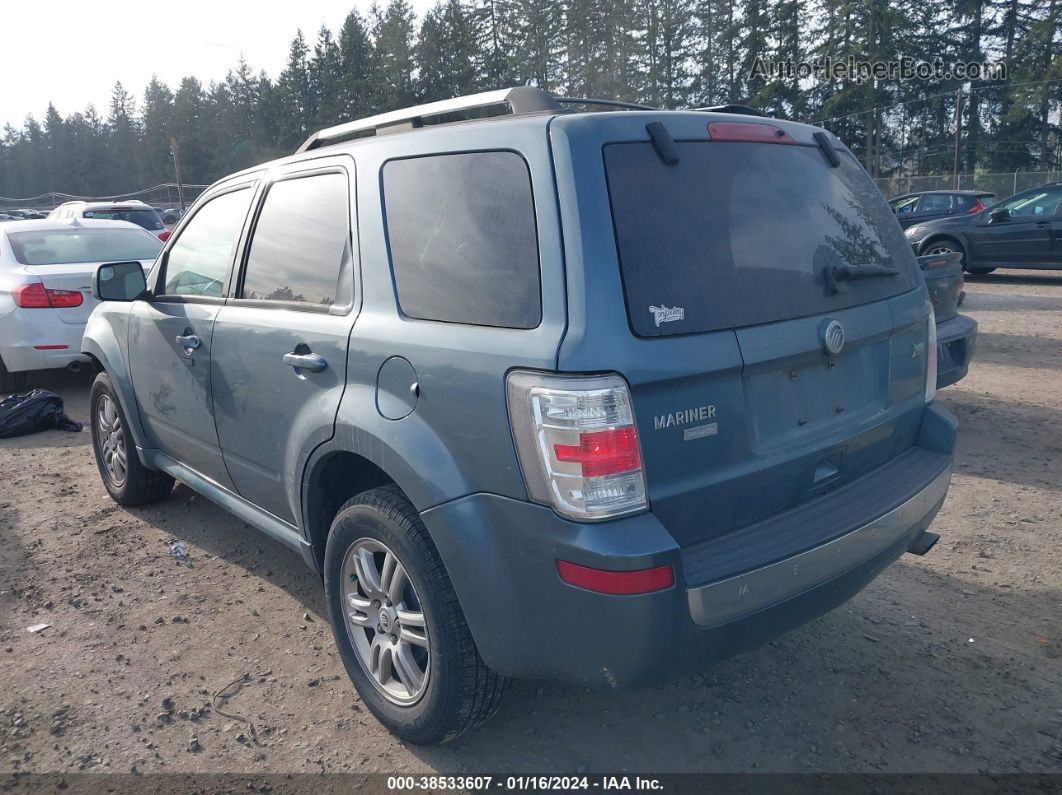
[175,333,201,354]
[1034,221,1050,228]
[283,352,328,373]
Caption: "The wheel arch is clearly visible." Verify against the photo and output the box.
[301,449,398,573]
[919,233,967,257]
[81,310,151,461]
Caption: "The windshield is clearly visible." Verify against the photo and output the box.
[83,207,164,231]
[604,141,919,336]
[8,227,163,265]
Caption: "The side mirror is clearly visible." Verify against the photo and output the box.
[93,261,148,302]
[989,208,1011,223]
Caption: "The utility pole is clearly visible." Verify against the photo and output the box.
[170,137,186,212]
[953,86,964,189]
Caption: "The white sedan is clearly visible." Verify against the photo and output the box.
[0,218,162,392]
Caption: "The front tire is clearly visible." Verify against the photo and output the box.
[90,372,174,506]
[324,485,509,744]
[923,238,966,268]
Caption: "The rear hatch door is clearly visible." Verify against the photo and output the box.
[592,120,930,548]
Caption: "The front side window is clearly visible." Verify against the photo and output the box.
[383,151,541,329]
[240,172,351,306]
[998,187,1062,218]
[161,188,253,298]
[890,196,919,214]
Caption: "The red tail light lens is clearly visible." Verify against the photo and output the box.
[12,282,51,308]
[13,282,83,309]
[46,289,84,308]
[554,428,641,478]
[557,561,674,595]
[708,122,795,145]
[158,230,171,242]
[506,372,648,520]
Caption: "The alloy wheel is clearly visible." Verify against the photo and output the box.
[95,394,128,487]
[341,538,430,705]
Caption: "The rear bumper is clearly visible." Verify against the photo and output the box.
[423,403,957,687]
[936,313,977,389]
[0,312,90,373]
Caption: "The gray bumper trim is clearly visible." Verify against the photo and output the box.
[687,464,951,627]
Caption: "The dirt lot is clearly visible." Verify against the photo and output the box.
[1,271,1061,776]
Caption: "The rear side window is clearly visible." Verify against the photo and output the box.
[604,141,918,337]
[383,151,541,329]
[240,173,351,306]
[917,194,953,212]
[162,188,253,298]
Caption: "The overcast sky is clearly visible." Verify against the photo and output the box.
[0,0,436,129]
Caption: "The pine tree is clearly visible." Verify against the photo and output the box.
[277,30,315,150]
[337,9,378,119]
[373,0,417,110]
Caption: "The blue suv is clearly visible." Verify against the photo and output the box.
[83,87,956,744]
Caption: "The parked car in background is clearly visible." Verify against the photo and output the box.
[1,209,48,220]
[49,200,171,242]
[0,218,162,392]
[82,87,954,745]
[161,207,182,224]
[888,190,995,229]
[917,251,977,388]
[905,182,1062,273]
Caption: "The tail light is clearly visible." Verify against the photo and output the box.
[158,230,171,242]
[506,372,648,520]
[13,282,83,309]
[925,310,938,403]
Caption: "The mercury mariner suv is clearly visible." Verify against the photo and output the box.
[82,87,956,744]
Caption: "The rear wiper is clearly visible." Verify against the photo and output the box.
[824,262,899,294]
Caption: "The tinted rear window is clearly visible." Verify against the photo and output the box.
[83,208,164,231]
[604,141,918,337]
[8,228,162,265]
[383,151,541,329]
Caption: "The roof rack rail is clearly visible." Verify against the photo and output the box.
[295,87,659,153]
[692,104,768,118]
[554,96,657,112]
[297,86,562,152]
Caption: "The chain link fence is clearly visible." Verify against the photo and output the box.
[0,183,209,212]
[874,171,1062,200]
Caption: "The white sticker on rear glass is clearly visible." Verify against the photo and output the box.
[649,305,685,327]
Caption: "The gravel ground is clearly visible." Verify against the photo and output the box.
[0,270,1060,776]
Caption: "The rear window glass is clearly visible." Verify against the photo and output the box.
[604,141,919,337]
[241,173,351,306]
[383,151,541,329]
[8,228,163,265]
[83,208,164,231]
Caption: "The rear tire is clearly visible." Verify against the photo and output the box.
[90,372,174,506]
[0,357,28,395]
[324,485,509,744]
